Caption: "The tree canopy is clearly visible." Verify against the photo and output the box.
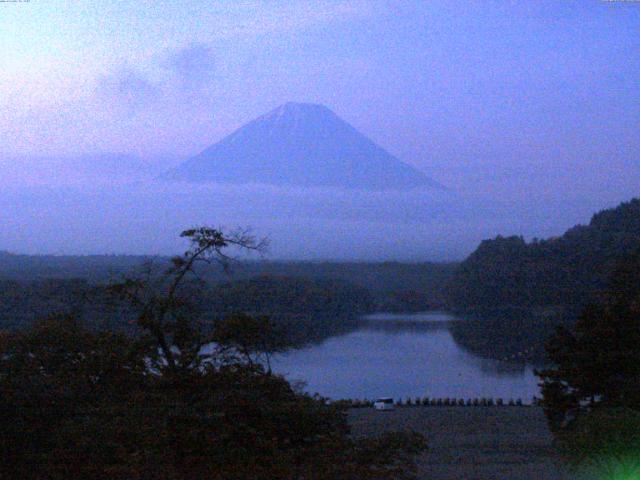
[448,198,640,361]
[449,198,640,312]
[537,249,640,469]
[0,227,426,479]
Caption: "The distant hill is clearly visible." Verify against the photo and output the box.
[0,153,168,185]
[449,198,640,313]
[448,198,640,362]
[0,252,151,283]
[167,102,441,190]
[0,252,456,312]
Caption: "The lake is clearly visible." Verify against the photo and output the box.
[272,311,541,402]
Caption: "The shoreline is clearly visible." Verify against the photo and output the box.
[349,406,568,480]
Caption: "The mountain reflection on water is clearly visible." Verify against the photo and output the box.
[272,311,540,401]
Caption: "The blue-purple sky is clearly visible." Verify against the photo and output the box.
[1,1,639,259]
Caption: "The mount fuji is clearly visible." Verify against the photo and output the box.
[168,102,441,190]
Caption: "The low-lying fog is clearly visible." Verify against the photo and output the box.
[1,155,638,261]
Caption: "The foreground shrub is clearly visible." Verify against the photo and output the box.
[556,407,640,477]
[0,227,427,479]
[0,318,427,479]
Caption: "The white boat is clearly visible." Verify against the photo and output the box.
[373,397,395,411]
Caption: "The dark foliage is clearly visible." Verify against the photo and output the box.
[0,275,373,348]
[538,250,640,467]
[449,198,640,360]
[0,227,426,479]
[0,251,456,313]
[204,275,374,346]
[0,318,426,479]
[449,306,560,362]
[450,198,640,311]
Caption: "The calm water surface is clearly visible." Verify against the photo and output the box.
[272,312,540,402]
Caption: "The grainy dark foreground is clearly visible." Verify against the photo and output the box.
[349,406,569,480]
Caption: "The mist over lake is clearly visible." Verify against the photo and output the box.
[1,177,635,262]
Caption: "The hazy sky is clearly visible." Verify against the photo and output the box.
[3,1,638,165]
[1,1,639,259]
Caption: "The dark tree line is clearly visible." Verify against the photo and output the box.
[0,227,426,479]
[448,198,640,361]
[0,272,374,348]
[450,198,640,312]
[538,249,640,473]
[0,250,455,313]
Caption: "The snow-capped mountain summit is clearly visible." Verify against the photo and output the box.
[167,102,441,190]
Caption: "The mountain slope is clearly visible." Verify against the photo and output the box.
[167,102,441,190]
[449,197,640,312]
[447,197,640,363]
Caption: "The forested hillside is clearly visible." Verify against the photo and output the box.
[448,198,640,362]
[205,276,374,345]
[208,276,373,317]
[449,198,640,313]
[0,254,455,312]
[0,252,146,282]
[0,275,373,347]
